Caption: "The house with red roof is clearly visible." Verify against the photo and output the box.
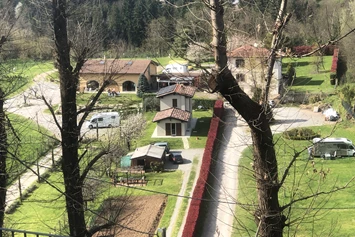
[153,84,196,136]
[227,45,283,98]
[79,59,158,93]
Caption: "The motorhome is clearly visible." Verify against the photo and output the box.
[88,112,120,129]
[311,137,355,158]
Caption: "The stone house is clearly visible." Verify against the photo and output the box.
[227,45,282,98]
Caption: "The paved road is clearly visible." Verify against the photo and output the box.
[200,104,327,237]
[4,70,62,210]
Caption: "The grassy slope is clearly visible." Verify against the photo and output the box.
[234,123,355,236]
[7,114,57,184]
[283,56,334,93]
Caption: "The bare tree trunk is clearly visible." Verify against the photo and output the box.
[0,89,7,236]
[209,1,285,236]
[53,0,88,236]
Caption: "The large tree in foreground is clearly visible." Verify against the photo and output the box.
[208,1,284,235]
[207,0,354,236]
[52,0,115,236]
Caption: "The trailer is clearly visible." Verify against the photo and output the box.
[311,137,355,158]
[88,112,120,129]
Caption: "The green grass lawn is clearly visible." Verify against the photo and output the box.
[188,110,213,148]
[6,170,183,234]
[77,92,142,106]
[7,114,58,185]
[234,122,355,236]
[136,110,213,150]
[3,60,54,97]
[283,56,335,93]
[171,156,199,236]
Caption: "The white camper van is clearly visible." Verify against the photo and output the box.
[88,112,120,129]
[311,137,355,158]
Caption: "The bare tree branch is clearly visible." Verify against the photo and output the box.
[281,176,355,211]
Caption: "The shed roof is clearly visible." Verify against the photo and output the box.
[153,108,191,122]
[80,59,158,75]
[228,45,270,58]
[131,144,165,160]
[156,84,196,98]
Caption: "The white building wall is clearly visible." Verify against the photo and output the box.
[159,94,186,110]
[156,119,187,136]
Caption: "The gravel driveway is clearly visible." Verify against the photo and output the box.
[199,104,327,237]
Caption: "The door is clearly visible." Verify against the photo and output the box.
[165,123,171,135]
[171,123,176,136]
[177,123,182,136]
[97,117,104,127]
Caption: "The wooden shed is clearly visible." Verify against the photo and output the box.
[130,144,166,169]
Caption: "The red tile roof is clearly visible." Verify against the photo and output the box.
[80,59,158,74]
[156,84,196,98]
[228,45,270,58]
[153,108,191,122]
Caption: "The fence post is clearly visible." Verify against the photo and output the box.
[52,146,55,166]
[18,176,22,203]
[36,159,40,183]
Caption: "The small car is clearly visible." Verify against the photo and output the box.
[169,153,184,164]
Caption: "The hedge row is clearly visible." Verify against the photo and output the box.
[182,100,224,237]
[330,48,339,73]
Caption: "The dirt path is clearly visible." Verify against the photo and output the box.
[200,105,328,237]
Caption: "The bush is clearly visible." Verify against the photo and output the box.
[283,128,320,140]
[293,45,313,56]
[150,161,164,172]
[183,113,221,236]
[143,95,160,112]
[286,63,296,86]
[192,99,217,110]
[308,94,322,103]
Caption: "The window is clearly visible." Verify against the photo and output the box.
[236,73,245,82]
[171,123,176,135]
[235,58,245,68]
[172,99,177,108]
[98,118,103,122]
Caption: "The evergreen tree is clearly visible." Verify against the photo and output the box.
[137,73,150,98]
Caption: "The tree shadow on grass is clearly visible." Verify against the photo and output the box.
[290,61,312,67]
[292,77,324,86]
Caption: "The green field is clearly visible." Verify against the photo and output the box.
[6,170,183,234]
[7,114,58,185]
[283,56,334,93]
[234,123,355,236]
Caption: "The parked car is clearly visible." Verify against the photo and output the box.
[153,142,170,154]
[169,153,184,164]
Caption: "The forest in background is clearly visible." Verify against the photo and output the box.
[1,0,355,80]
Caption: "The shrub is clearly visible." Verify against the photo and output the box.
[150,161,164,172]
[293,45,313,56]
[283,128,320,140]
[136,74,150,98]
[330,48,339,73]
[308,94,322,103]
[183,114,221,236]
[192,99,216,110]
[143,95,160,112]
[213,100,224,118]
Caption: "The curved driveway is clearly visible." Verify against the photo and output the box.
[199,104,328,237]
